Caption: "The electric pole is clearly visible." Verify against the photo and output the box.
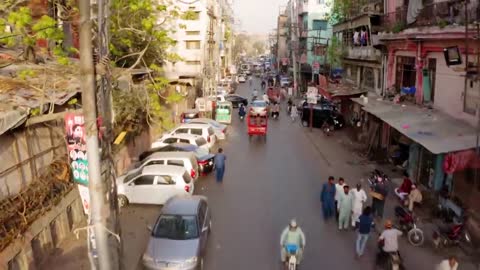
[290,0,298,96]
[79,1,112,269]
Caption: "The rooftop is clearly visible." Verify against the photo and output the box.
[163,195,207,215]
[0,53,81,135]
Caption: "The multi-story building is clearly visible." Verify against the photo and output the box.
[164,0,234,95]
[331,0,480,225]
[276,11,289,74]
[286,0,333,92]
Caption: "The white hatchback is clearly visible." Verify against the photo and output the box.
[128,151,199,180]
[116,165,194,207]
[168,123,217,149]
[151,133,209,153]
[189,118,227,140]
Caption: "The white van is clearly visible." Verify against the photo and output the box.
[134,152,199,180]
[169,123,217,149]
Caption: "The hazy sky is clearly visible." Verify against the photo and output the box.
[233,0,286,34]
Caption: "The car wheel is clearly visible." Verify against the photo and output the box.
[118,195,129,208]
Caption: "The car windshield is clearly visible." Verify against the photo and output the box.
[124,169,142,183]
[252,101,266,107]
[152,215,198,240]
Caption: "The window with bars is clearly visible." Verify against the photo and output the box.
[185,40,201,49]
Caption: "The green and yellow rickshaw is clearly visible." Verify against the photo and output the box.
[215,101,233,124]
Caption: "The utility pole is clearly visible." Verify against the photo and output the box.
[290,0,298,96]
[79,1,112,269]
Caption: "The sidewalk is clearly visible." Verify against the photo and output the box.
[301,126,479,269]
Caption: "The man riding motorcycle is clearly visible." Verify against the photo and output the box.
[252,89,259,100]
[280,219,306,266]
[377,219,403,268]
[238,104,246,120]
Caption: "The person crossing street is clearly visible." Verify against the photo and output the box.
[338,185,353,230]
[214,148,227,183]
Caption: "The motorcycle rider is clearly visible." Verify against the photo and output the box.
[252,89,259,100]
[272,102,280,118]
[287,98,293,114]
[263,92,269,103]
[280,219,306,266]
[238,104,246,120]
[377,220,403,267]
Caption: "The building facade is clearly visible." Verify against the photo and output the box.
[329,0,480,230]
[163,0,234,95]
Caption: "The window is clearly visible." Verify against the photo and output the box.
[152,215,198,240]
[362,67,375,90]
[395,56,416,93]
[157,176,175,185]
[195,137,207,146]
[186,61,201,66]
[179,139,190,143]
[175,128,189,134]
[145,160,165,166]
[198,202,207,227]
[427,59,436,103]
[186,31,200,36]
[133,175,155,185]
[191,129,203,135]
[185,40,201,49]
[312,20,327,30]
[167,160,185,166]
[163,138,178,144]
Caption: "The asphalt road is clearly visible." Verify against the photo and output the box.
[123,78,478,270]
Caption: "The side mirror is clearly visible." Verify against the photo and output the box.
[147,225,153,232]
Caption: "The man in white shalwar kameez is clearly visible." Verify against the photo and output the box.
[351,183,367,227]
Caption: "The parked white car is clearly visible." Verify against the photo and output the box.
[167,123,217,149]
[129,151,199,180]
[151,133,209,153]
[116,165,194,207]
[189,118,227,140]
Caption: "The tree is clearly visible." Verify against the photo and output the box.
[327,36,343,68]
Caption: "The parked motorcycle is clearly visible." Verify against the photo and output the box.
[432,217,474,254]
[368,169,390,187]
[394,206,424,246]
[375,244,404,270]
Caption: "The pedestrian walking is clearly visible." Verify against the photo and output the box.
[214,148,226,183]
[320,176,336,220]
[335,177,346,220]
[436,256,458,270]
[371,177,388,219]
[351,183,367,227]
[338,185,353,230]
[355,206,374,257]
[290,105,298,122]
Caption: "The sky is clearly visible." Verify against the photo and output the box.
[233,0,286,34]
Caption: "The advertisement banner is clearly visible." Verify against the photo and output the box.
[312,61,320,74]
[77,184,90,215]
[65,113,89,186]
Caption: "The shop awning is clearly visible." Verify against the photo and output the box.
[352,97,478,154]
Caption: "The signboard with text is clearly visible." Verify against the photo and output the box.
[307,86,318,104]
[65,113,89,186]
[312,61,320,74]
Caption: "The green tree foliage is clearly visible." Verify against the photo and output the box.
[0,7,67,62]
[327,36,343,68]
[110,0,186,131]
[327,0,351,25]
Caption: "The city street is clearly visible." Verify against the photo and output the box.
[121,79,477,270]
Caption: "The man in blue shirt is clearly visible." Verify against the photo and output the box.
[320,176,336,220]
[214,148,226,182]
[356,206,374,257]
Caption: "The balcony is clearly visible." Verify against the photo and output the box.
[344,46,382,62]
[344,0,384,20]
[381,0,475,32]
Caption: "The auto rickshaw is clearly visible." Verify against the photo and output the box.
[246,113,267,141]
[215,101,233,124]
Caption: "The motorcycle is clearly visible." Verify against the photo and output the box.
[432,217,474,254]
[239,108,246,121]
[322,122,333,136]
[272,111,279,120]
[284,244,298,270]
[376,242,404,270]
[368,169,390,187]
[394,206,424,246]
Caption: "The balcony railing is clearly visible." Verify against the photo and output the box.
[344,46,382,62]
[381,1,475,32]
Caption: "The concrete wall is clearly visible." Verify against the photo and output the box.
[0,121,65,200]
[0,189,84,270]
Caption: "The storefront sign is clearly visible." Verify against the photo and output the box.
[65,113,89,186]
[77,184,90,215]
[307,86,318,104]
